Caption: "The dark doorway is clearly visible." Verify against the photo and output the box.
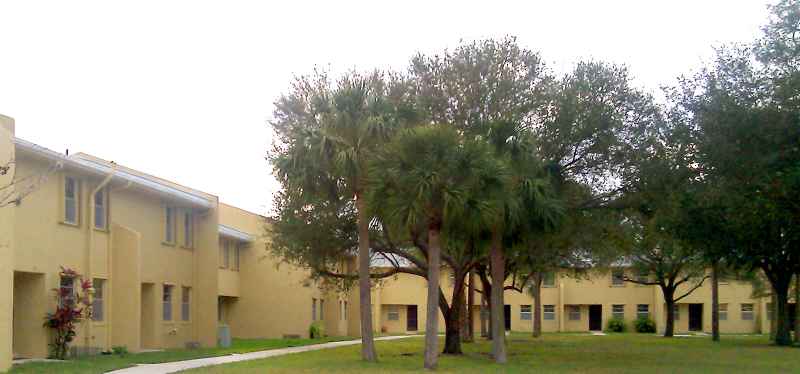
[689,304,703,331]
[504,305,511,331]
[589,305,602,331]
[406,305,418,331]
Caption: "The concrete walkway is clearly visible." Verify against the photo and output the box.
[107,335,417,374]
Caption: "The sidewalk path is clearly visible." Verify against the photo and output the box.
[107,335,418,374]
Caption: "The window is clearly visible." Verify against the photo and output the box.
[320,299,324,320]
[719,304,728,321]
[542,272,556,287]
[543,305,555,320]
[637,304,650,319]
[388,306,399,321]
[165,207,176,244]
[343,301,348,320]
[741,304,754,320]
[568,306,581,320]
[163,285,173,321]
[612,304,625,320]
[64,176,79,224]
[59,276,75,306]
[520,305,532,320]
[94,188,107,230]
[219,239,228,269]
[312,298,317,321]
[92,279,104,321]
[183,211,193,248]
[767,303,774,320]
[673,304,680,320]
[182,287,191,321]
[612,269,625,286]
[232,242,240,271]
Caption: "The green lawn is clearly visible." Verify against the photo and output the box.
[185,333,800,374]
[10,337,353,374]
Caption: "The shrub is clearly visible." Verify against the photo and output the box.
[606,318,626,333]
[43,267,93,360]
[634,316,656,333]
[309,321,325,339]
[111,346,129,356]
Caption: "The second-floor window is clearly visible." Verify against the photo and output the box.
[542,272,556,287]
[64,176,79,224]
[183,211,193,248]
[164,207,176,244]
[94,188,107,230]
[612,269,625,286]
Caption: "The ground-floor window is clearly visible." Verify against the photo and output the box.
[719,304,728,320]
[741,304,754,320]
[312,298,317,321]
[568,306,580,320]
[673,304,680,320]
[181,287,191,321]
[520,305,532,320]
[92,279,105,321]
[543,305,556,320]
[387,306,399,321]
[163,285,173,321]
[612,304,625,320]
[637,304,649,319]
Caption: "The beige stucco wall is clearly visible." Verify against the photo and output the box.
[1,115,15,372]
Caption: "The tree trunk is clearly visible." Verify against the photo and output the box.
[795,274,799,344]
[489,228,507,363]
[662,287,675,338]
[355,194,377,362]
[423,226,442,369]
[770,293,777,341]
[711,263,720,342]
[459,277,469,343]
[532,273,542,338]
[467,271,476,342]
[478,268,492,339]
[443,272,465,354]
[772,282,792,346]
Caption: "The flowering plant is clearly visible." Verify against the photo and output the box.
[43,267,94,359]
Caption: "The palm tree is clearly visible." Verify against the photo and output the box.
[369,126,506,370]
[271,70,409,362]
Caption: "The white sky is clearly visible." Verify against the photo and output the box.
[0,1,771,215]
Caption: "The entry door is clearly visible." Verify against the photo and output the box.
[589,305,602,331]
[504,305,511,331]
[689,304,703,331]
[406,305,418,331]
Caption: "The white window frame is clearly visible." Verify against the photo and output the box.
[164,207,176,244]
[741,303,754,320]
[92,278,105,321]
[163,285,173,321]
[94,188,107,230]
[637,304,650,319]
[64,176,79,225]
[543,305,556,320]
[520,305,532,321]
[387,306,400,321]
[612,304,625,320]
[181,287,191,321]
[719,303,728,321]
[183,211,193,248]
[568,305,580,321]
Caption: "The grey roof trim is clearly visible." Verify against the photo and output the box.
[14,137,215,209]
[219,224,254,243]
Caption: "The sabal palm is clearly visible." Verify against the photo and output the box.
[369,125,506,369]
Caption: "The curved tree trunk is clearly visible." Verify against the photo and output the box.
[423,226,442,369]
[773,283,792,346]
[664,299,675,337]
[489,229,507,363]
[443,272,465,354]
[355,195,377,362]
[478,268,492,339]
[711,263,720,342]
[466,271,476,343]
[532,273,542,338]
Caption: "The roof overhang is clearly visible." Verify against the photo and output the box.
[219,224,254,243]
[14,137,215,209]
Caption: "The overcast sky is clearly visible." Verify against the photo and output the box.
[0,1,772,215]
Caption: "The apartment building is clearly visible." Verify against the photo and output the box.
[373,269,795,336]
[0,116,353,372]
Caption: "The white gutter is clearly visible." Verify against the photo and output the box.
[14,137,214,209]
[218,224,254,243]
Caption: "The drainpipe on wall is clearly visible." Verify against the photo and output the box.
[85,163,117,351]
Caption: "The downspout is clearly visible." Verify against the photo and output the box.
[105,180,132,350]
[86,162,117,350]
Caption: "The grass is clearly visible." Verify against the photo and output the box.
[10,336,353,374]
[185,333,800,373]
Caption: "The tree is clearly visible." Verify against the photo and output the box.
[369,126,506,369]
[270,70,415,361]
